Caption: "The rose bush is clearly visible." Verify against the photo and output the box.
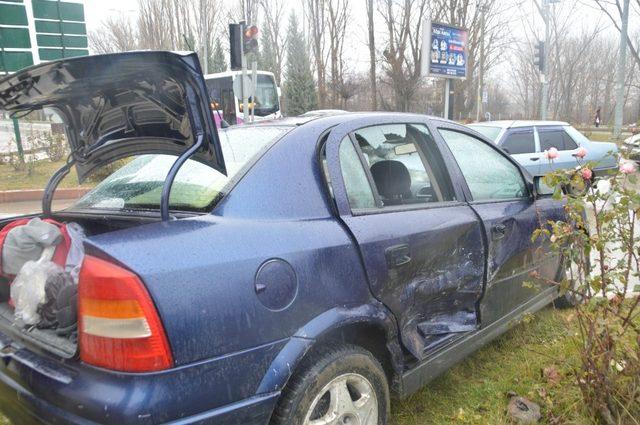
[532,150,640,424]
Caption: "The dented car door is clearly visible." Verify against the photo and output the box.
[325,117,486,360]
[437,126,559,325]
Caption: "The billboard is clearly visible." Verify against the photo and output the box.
[421,21,468,79]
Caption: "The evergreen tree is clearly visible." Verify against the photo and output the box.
[210,38,227,73]
[284,13,317,116]
[259,25,277,77]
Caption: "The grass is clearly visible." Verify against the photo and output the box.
[391,307,593,425]
[0,159,83,191]
[0,308,620,424]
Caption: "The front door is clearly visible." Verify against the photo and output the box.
[437,127,563,325]
[325,119,486,359]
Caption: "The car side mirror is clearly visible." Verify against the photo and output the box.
[533,176,555,197]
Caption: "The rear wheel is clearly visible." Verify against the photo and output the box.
[271,344,389,425]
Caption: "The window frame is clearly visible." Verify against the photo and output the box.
[332,122,464,216]
[436,126,532,204]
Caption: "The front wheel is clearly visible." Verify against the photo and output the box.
[271,344,390,425]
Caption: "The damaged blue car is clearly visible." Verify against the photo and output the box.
[0,52,567,425]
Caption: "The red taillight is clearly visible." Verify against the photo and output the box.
[78,256,173,372]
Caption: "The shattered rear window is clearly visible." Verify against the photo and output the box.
[74,126,289,212]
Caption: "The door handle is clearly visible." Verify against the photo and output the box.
[492,223,507,239]
[385,244,411,268]
[529,157,540,161]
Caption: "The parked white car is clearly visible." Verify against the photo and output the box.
[468,121,618,177]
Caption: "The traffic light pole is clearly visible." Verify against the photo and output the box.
[240,24,249,124]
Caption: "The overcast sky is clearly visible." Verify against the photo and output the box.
[82,0,639,83]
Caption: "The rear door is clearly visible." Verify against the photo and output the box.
[324,117,486,359]
[499,127,541,176]
[537,126,579,174]
[436,125,562,324]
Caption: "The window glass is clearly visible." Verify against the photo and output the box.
[339,138,376,209]
[562,131,578,150]
[74,126,290,212]
[539,129,567,151]
[353,124,453,206]
[501,130,535,154]
[440,129,528,201]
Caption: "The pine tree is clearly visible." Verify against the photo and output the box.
[210,38,227,73]
[259,25,277,77]
[284,13,317,116]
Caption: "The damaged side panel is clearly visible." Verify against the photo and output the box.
[341,205,486,359]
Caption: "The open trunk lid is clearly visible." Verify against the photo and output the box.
[0,51,226,181]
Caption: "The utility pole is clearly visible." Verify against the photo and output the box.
[201,0,208,74]
[614,0,630,139]
[540,0,549,120]
[475,2,486,122]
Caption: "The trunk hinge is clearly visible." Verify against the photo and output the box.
[160,132,205,221]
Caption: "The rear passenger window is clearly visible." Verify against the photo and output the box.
[351,124,454,206]
[339,138,376,209]
[440,129,528,201]
[502,130,535,154]
[539,129,577,151]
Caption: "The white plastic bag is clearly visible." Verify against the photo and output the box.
[10,247,61,326]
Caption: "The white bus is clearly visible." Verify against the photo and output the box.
[204,70,281,126]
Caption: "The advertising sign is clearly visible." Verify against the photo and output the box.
[421,21,468,79]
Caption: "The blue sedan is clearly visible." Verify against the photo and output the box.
[0,52,568,424]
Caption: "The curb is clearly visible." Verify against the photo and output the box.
[0,188,90,203]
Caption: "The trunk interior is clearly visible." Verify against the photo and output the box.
[0,211,160,359]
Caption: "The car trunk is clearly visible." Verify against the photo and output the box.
[0,51,225,360]
[0,211,165,358]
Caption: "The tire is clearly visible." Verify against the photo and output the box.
[270,344,390,425]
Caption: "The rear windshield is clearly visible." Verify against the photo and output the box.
[73,126,290,212]
[468,125,502,142]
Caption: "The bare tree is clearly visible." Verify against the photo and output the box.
[305,0,329,108]
[327,0,350,108]
[89,15,138,54]
[593,0,640,67]
[259,0,286,85]
[378,0,428,111]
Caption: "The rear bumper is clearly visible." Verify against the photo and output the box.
[0,330,286,424]
[0,377,279,425]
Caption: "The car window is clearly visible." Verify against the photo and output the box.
[339,137,376,209]
[439,129,528,201]
[501,130,535,154]
[75,126,290,212]
[538,128,577,151]
[351,124,454,207]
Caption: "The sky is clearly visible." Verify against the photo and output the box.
[82,0,639,81]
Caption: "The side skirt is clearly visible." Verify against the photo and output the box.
[399,286,558,397]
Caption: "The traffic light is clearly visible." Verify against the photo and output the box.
[243,25,259,55]
[534,41,545,73]
[229,23,242,70]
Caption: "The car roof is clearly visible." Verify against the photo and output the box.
[470,120,570,129]
[245,112,457,129]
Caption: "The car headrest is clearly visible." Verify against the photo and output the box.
[370,160,411,199]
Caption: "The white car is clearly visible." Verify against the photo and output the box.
[468,120,618,177]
